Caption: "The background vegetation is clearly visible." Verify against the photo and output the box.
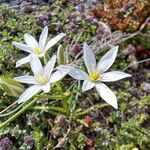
[0,0,150,149]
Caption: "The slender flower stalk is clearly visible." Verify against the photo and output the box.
[12,26,66,67]
[14,55,67,103]
[0,98,38,130]
[68,43,132,109]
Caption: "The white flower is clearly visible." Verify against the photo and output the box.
[68,43,132,109]
[14,55,67,103]
[12,26,66,67]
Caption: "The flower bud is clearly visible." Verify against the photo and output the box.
[57,45,67,65]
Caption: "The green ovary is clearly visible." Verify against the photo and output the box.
[35,47,42,55]
[89,71,100,81]
[35,74,48,85]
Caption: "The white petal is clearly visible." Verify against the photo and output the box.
[18,85,41,103]
[68,68,88,80]
[82,80,95,91]
[39,26,48,48]
[30,55,43,75]
[24,34,38,49]
[49,69,69,84]
[12,42,33,53]
[45,33,66,51]
[101,71,132,82]
[14,76,38,84]
[44,55,56,78]
[57,65,74,72]
[16,55,31,67]
[95,83,118,109]
[83,42,96,74]
[97,46,118,73]
[41,82,50,93]
[57,65,76,74]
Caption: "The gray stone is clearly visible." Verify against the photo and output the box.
[141,82,150,92]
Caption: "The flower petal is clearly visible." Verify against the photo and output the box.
[57,65,75,75]
[44,55,56,78]
[12,42,33,53]
[82,80,95,91]
[97,46,118,73]
[39,26,48,48]
[68,68,88,80]
[41,82,50,93]
[49,69,69,84]
[30,55,43,75]
[83,42,96,74]
[95,83,118,109]
[57,65,74,72]
[101,71,132,82]
[45,33,66,51]
[16,55,31,67]
[14,76,38,84]
[24,34,38,49]
[18,85,41,103]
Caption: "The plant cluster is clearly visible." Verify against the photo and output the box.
[91,0,150,32]
[0,1,150,150]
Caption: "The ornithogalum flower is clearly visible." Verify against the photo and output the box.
[69,43,132,109]
[12,26,66,67]
[14,55,67,103]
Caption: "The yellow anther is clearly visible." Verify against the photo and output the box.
[35,47,42,55]
[35,74,48,85]
[89,71,99,81]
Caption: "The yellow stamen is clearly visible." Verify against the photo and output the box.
[89,71,99,81]
[35,47,42,55]
[35,74,48,85]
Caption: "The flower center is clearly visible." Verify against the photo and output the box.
[35,47,42,55]
[35,74,48,85]
[89,71,100,81]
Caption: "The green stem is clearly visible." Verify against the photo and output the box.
[43,52,50,65]
[56,82,69,114]
[0,102,25,117]
[75,103,108,118]
[35,95,63,100]
[0,98,38,130]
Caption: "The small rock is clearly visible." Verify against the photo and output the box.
[141,82,150,93]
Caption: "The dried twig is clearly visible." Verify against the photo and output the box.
[0,100,17,115]
[123,58,150,71]
[117,16,150,44]
[8,2,32,9]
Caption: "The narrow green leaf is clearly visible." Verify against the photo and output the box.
[0,77,24,97]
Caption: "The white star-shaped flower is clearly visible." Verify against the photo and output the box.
[68,43,132,109]
[12,26,66,67]
[14,55,67,103]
